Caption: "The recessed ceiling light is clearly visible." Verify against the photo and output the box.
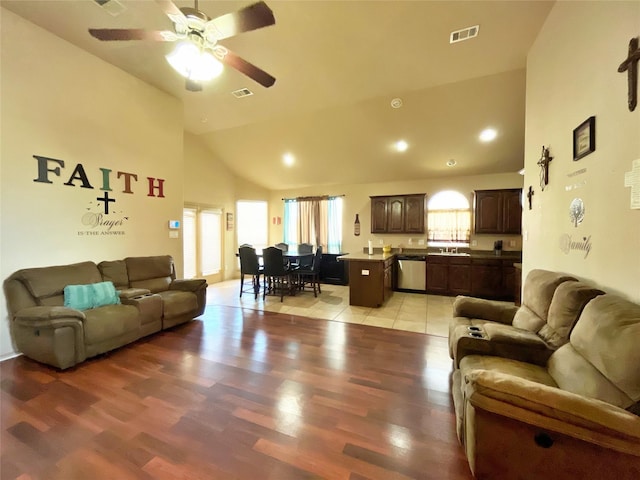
[390,98,403,109]
[395,140,408,152]
[446,159,457,167]
[479,128,497,142]
[283,153,295,166]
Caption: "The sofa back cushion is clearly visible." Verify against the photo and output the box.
[538,282,604,348]
[569,294,640,405]
[8,262,102,308]
[98,260,129,288]
[512,269,577,332]
[125,256,175,293]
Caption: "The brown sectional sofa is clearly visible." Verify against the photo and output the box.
[448,269,640,479]
[4,255,207,370]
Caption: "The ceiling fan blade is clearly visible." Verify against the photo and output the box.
[185,79,203,92]
[155,0,186,21]
[221,49,276,88]
[207,1,275,41]
[89,28,169,41]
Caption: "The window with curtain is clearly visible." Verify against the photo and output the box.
[283,196,343,253]
[427,190,471,245]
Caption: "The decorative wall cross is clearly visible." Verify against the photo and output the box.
[97,191,116,214]
[527,186,534,210]
[618,37,640,112]
[537,146,553,191]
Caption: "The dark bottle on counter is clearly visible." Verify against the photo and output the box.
[354,214,360,236]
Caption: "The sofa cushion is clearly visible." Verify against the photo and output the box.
[459,355,558,389]
[98,260,129,288]
[125,256,174,293]
[511,270,576,332]
[569,294,640,403]
[157,290,198,318]
[538,281,604,349]
[548,344,633,410]
[15,262,102,306]
[83,304,139,345]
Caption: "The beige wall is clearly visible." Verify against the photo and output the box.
[183,132,269,280]
[0,9,184,359]
[524,1,640,301]
[270,172,524,255]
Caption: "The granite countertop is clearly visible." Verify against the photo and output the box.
[337,252,396,262]
[339,249,521,262]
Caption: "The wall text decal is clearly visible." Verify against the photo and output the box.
[33,155,166,237]
[559,234,592,259]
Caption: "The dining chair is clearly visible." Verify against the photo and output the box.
[238,246,262,299]
[274,243,289,252]
[296,246,323,297]
[295,243,314,268]
[262,246,294,302]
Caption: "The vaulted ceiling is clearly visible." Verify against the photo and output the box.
[1,0,554,189]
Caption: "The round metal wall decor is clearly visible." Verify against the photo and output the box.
[569,198,585,227]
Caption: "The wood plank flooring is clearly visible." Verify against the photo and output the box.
[1,306,472,480]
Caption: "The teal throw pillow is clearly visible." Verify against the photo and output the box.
[91,281,120,308]
[64,281,120,310]
[64,284,94,310]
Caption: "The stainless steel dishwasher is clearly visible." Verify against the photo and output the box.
[396,255,427,292]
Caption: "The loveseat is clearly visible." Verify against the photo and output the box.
[4,255,207,369]
[448,271,640,479]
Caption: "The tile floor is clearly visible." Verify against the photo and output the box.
[206,279,456,337]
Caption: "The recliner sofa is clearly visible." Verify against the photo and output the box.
[448,270,640,479]
[4,255,207,369]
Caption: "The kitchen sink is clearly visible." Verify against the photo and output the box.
[427,252,471,257]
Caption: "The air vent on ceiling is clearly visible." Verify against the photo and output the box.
[93,0,126,17]
[450,25,479,44]
[232,88,254,98]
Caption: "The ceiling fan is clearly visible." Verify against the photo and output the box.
[89,0,276,92]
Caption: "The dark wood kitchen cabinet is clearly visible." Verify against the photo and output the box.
[470,257,518,300]
[426,256,448,294]
[370,194,426,234]
[448,258,472,296]
[426,255,471,296]
[474,189,522,234]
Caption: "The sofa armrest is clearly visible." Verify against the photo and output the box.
[453,296,519,325]
[464,369,640,452]
[170,278,207,292]
[14,306,86,324]
[118,288,151,300]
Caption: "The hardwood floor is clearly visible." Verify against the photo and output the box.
[1,306,472,480]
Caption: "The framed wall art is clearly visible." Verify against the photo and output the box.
[573,116,596,161]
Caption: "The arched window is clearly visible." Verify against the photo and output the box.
[427,190,471,245]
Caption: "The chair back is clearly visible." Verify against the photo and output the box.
[274,243,289,252]
[311,246,323,272]
[297,243,313,253]
[238,246,260,275]
[263,247,288,276]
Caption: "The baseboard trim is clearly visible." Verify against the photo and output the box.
[0,351,22,363]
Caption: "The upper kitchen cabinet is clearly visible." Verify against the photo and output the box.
[370,194,426,234]
[474,189,522,234]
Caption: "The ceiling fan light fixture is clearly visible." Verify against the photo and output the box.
[166,42,223,81]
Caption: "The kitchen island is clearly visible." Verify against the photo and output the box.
[338,252,395,308]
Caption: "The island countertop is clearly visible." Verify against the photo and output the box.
[337,252,396,262]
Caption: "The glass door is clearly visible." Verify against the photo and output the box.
[183,205,223,284]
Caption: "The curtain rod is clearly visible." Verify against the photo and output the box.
[281,194,346,201]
